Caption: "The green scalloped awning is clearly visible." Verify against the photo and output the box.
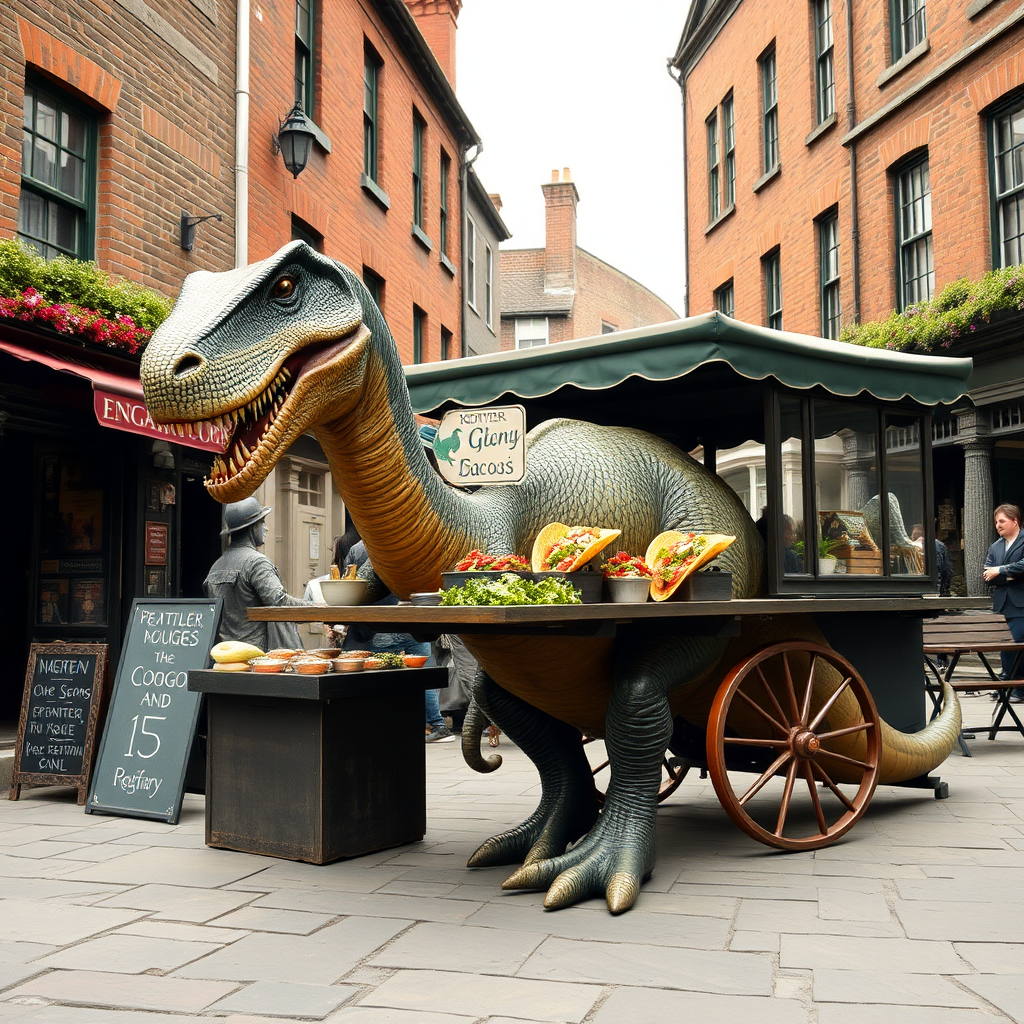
[406,313,972,415]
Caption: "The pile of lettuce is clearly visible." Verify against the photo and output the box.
[440,573,582,606]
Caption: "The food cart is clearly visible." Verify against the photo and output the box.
[252,313,984,852]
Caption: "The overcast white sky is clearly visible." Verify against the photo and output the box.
[455,1,692,317]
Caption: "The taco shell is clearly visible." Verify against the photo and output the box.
[531,522,622,572]
[644,531,736,602]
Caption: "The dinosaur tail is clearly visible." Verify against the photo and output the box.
[461,696,501,773]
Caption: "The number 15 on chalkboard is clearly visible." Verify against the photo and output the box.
[125,714,166,758]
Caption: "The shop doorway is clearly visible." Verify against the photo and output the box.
[179,472,224,598]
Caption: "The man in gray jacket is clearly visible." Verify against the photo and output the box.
[203,498,309,650]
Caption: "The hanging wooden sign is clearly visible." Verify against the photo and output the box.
[9,643,109,805]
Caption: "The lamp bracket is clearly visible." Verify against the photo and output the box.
[180,210,223,252]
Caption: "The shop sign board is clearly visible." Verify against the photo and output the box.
[93,389,227,452]
[432,405,527,487]
[9,643,109,804]
[87,598,221,824]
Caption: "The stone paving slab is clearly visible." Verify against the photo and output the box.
[811,968,983,1007]
[117,919,248,944]
[779,934,964,973]
[369,921,545,974]
[0,963,46,993]
[895,900,1024,942]
[172,917,410,984]
[58,847,271,888]
[734,898,900,937]
[357,969,601,1022]
[0,942,55,965]
[816,1005,1010,1024]
[329,1008,476,1023]
[208,980,359,1018]
[95,883,260,922]
[251,888,486,924]
[0,900,145,946]
[2,968,238,1013]
[30,933,223,974]
[954,975,1024,1022]
[208,906,338,934]
[519,936,774,995]
[590,985,808,1024]
[952,940,1024,973]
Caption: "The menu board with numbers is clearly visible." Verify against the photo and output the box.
[87,598,221,824]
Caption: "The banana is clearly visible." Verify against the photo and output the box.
[211,640,265,663]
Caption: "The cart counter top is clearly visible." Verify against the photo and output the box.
[249,595,988,630]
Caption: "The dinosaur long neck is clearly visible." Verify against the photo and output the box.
[314,345,475,598]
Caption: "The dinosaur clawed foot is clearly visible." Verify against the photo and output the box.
[467,797,597,869]
[501,829,653,914]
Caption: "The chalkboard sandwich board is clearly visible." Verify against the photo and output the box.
[87,598,221,824]
[9,643,109,805]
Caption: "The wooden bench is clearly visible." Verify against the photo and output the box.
[923,613,1024,756]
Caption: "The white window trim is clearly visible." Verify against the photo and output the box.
[466,218,478,311]
[515,317,549,349]
[484,244,494,329]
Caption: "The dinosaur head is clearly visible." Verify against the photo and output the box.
[141,241,373,502]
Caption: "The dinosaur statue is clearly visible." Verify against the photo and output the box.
[140,242,961,913]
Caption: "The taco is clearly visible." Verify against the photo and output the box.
[644,531,736,602]
[531,523,622,573]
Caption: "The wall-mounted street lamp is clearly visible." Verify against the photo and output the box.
[273,102,317,179]
[180,211,223,252]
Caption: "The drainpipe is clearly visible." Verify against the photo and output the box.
[459,142,482,357]
[668,62,689,317]
[845,0,860,324]
[235,0,250,269]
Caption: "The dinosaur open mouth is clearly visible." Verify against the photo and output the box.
[198,324,368,488]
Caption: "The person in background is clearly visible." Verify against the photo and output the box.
[982,503,1024,701]
[203,497,310,651]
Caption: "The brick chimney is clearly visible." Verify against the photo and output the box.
[404,0,462,87]
[542,167,579,294]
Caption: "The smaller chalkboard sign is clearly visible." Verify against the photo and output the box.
[87,598,221,824]
[9,643,109,805]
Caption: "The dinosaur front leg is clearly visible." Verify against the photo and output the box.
[504,636,727,914]
[467,673,598,869]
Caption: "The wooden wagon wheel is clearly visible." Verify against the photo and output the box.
[582,735,688,805]
[706,641,880,851]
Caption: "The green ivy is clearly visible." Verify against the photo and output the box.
[840,264,1024,353]
[0,238,171,332]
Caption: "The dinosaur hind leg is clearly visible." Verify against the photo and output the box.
[467,673,599,869]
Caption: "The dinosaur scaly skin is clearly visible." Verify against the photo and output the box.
[141,243,961,913]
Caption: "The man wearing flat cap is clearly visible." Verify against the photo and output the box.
[203,497,309,650]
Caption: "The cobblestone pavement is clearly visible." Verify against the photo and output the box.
[1,711,1023,1024]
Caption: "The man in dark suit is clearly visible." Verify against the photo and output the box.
[982,503,1024,700]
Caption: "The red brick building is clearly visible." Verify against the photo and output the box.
[672,0,1024,593]
[672,0,1023,332]
[500,169,678,350]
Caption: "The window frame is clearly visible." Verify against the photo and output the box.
[294,0,315,118]
[722,94,736,209]
[466,218,478,310]
[706,111,720,223]
[412,109,425,229]
[989,92,1024,269]
[515,317,549,349]
[714,280,735,319]
[764,249,783,330]
[19,79,97,261]
[363,45,381,183]
[412,305,426,364]
[890,0,926,62]
[484,243,494,329]
[818,208,841,340]
[894,153,934,310]
[362,266,384,315]
[813,0,835,125]
[760,44,779,175]
[439,149,450,256]
[440,325,452,360]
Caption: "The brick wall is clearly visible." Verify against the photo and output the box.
[248,0,466,365]
[1,1,236,297]
[680,0,1024,334]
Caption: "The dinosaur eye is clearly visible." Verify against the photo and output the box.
[272,276,296,300]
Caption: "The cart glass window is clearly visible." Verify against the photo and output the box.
[780,396,806,575]
[885,414,927,575]
[718,441,767,522]
[813,400,881,576]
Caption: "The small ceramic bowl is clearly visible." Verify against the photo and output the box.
[364,657,384,671]
[410,591,442,606]
[333,658,365,672]
[293,658,331,675]
[345,650,373,659]
[320,579,368,606]
[403,654,429,668]
[311,648,341,659]
[249,657,290,673]
[267,648,298,660]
